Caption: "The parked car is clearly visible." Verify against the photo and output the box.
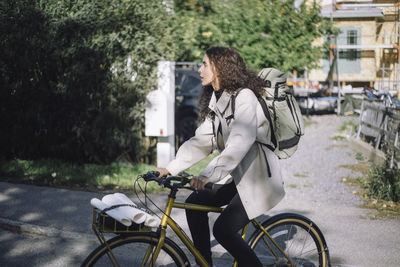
[296,96,337,114]
[175,68,202,147]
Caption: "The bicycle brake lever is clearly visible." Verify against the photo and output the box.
[142,171,160,182]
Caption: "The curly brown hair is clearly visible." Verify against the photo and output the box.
[198,46,265,122]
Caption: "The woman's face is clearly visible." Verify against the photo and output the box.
[198,54,220,90]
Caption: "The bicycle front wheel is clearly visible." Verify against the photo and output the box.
[248,213,330,267]
[82,232,190,267]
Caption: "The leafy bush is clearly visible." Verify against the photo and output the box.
[0,0,175,164]
[368,166,400,202]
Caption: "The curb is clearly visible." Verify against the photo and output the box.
[0,216,232,261]
[349,137,386,165]
[0,217,95,240]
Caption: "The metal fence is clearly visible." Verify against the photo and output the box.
[357,98,400,169]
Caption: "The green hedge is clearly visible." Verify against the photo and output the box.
[0,0,175,164]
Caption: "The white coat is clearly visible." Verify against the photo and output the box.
[167,88,285,219]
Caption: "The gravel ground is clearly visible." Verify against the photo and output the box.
[275,114,400,267]
[280,114,364,207]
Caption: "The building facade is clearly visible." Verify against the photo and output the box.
[309,0,399,95]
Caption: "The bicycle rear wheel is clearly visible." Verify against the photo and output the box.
[81,232,190,267]
[248,213,331,267]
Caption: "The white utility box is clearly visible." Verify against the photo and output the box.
[144,61,175,167]
[145,90,173,137]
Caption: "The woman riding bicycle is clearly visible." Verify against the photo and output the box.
[156,46,285,267]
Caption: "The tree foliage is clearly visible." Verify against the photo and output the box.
[0,0,330,164]
[172,0,331,73]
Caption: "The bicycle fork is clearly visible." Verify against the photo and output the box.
[147,195,213,267]
[139,228,167,267]
[139,196,177,267]
[144,194,180,266]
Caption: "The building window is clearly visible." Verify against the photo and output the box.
[322,27,361,74]
[342,29,360,61]
[347,30,358,45]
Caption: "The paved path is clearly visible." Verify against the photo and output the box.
[0,114,399,266]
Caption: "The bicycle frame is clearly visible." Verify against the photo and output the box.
[90,178,295,267]
[149,190,294,267]
[150,195,222,267]
[85,173,330,267]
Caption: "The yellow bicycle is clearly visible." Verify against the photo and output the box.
[82,172,331,267]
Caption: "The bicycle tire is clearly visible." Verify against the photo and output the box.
[248,213,331,267]
[81,232,190,267]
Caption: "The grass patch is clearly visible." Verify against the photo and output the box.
[365,165,400,219]
[339,162,370,176]
[303,118,315,128]
[325,144,348,151]
[362,198,400,220]
[0,153,218,193]
[341,176,367,187]
[341,175,400,219]
[339,120,358,134]
[293,173,308,178]
[0,158,156,192]
[368,166,400,202]
[340,163,400,219]
[355,152,365,161]
[288,184,298,188]
[330,135,347,141]
[303,182,313,188]
[327,119,358,143]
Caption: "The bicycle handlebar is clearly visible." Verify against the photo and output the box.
[140,171,193,190]
[140,171,213,191]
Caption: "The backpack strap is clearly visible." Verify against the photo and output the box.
[225,88,244,120]
[286,97,300,134]
[259,143,272,177]
[255,93,277,149]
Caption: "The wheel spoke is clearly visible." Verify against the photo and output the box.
[82,234,188,267]
[249,214,329,267]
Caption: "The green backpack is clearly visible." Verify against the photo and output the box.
[231,68,304,159]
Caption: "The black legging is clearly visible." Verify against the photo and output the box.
[185,182,263,267]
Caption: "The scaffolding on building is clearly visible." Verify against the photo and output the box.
[289,1,400,114]
[328,0,400,114]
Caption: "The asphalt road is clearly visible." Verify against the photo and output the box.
[1,114,399,266]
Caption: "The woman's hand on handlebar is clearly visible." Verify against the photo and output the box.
[154,168,169,178]
[190,176,209,190]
